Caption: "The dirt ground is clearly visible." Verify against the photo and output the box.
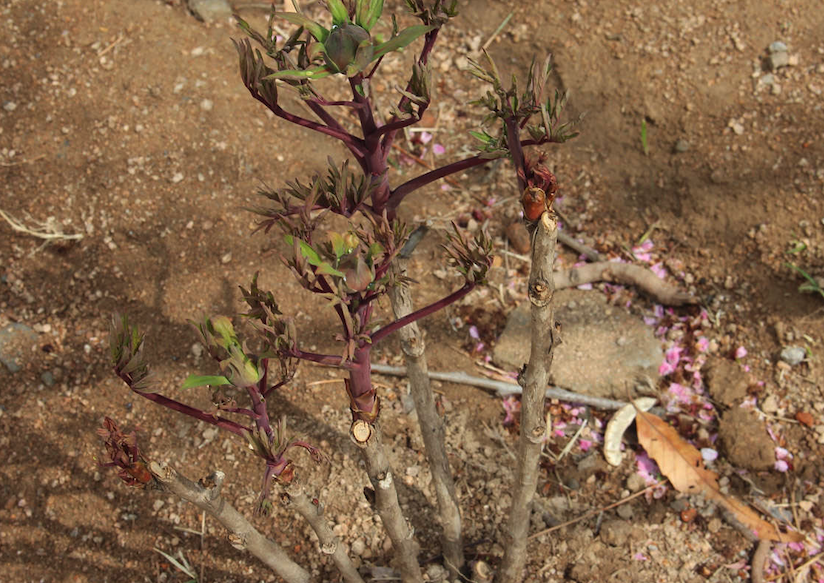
[1,0,824,581]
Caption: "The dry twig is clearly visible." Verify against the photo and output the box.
[554,261,696,306]
[370,364,627,410]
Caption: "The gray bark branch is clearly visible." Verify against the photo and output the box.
[389,259,465,575]
[148,462,311,583]
[284,485,366,583]
[497,213,559,583]
[353,423,422,582]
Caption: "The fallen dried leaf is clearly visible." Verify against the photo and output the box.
[635,409,804,543]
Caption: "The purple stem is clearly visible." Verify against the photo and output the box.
[347,344,375,406]
[289,348,349,368]
[130,390,249,436]
[380,28,440,160]
[505,116,527,191]
[349,75,392,211]
[249,91,367,158]
[220,407,260,419]
[248,359,273,438]
[370,283,474,344]
[262,379,289,400]
[387,155,491,210]
[387,133,564,209]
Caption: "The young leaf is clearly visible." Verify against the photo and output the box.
[363,0,384,31]
[372,25,434,60]
[635,409,804,543]
[181,374,232,389]
[285,235,346,277]
[276,13,329,42]
[327,0,349,26]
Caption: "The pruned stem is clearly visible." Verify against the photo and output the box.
[389,259,464,575]
[351,422,421,582]
[496,213,558,583]
[148,461,310,583]
[284,485,366,583]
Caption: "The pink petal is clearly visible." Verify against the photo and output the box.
[419,131,433,144]
[432,143,445,155]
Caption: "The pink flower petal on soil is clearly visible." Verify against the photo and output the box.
[419,131,433,144]
[774,460,789,472]
[579,439,592,452]
[696,337,710,353]
[633,553,648,561]
[650,262,667,279]
[735,346,748,359]
[577,283,593,290]
[659,361,677,376]
[432,143,445,155]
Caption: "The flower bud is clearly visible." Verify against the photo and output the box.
[323,23,371,73]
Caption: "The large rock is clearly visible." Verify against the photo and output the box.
[0,323,38,373]
[187,0,232,22]
[718,407,775,471]
[705,357,750,407]
[492,290,662,398]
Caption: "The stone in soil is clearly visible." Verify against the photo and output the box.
[779,345,805,366]
[505,221,531,254]
[0,323,38,373]
[704,357,750,407]
[187,0,232,22]
[492,289,662,398]
[718,407,775,471]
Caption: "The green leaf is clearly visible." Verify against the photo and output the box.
[285,235,346,277]
[276,12,329,42]
[355,0,369,28]
[328,231,347,258]
[367,241,384,262]
[181,374,231,389]
[327,0,349,26]
[372,25,433,60]
[363,0,384,31]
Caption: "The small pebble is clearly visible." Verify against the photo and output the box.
[220,252,232,264]
[171,172,184,184]
[769,51,789,70]
[761,394,779,414]
[673,139,690,153]
[351,539,366,556]
[200,98,214,112]
[779,345,805,366]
